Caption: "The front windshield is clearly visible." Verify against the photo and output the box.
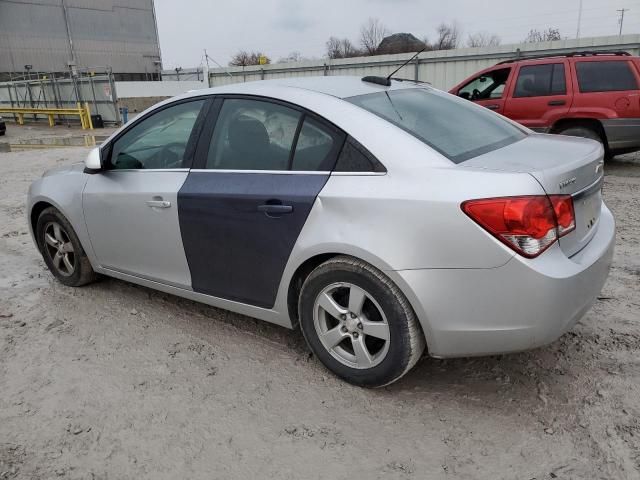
[347,88,526,163]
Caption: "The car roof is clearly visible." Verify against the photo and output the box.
[183,75,426,100]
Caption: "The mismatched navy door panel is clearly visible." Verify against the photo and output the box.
[178,172,329,308]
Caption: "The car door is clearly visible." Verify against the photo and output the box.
[503,61,571,131]
[455,67,513,114]
[177,96,345,308]
[83,98,209,287]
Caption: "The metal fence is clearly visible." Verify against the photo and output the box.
[207,34,640,91]
[0,70,120,126]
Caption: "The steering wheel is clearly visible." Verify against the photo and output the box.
[157,142,185,169]
[471,88,482,101]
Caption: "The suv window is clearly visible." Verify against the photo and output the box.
[459,68,511,100]
[514,64,566,97]
[206,98,341,171]
[110,100,205,170]
[576,61,638,93]
[348,88,526,163]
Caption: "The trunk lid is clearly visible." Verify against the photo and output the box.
[461,133,604,257]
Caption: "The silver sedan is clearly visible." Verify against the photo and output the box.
[27,76,615,387]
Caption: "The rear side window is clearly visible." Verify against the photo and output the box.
[347,88,526,163]
[514,64,566,97]
[334,138,386,172]
[205,98,342,171]
[576,61,638,93]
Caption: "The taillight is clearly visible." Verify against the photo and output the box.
[549,195,576,237]
[461,195,575,258]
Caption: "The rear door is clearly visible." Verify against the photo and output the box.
[455,67,513,114]
[503,61,571,131]
[178,97,345,308]
[570,58,640,150]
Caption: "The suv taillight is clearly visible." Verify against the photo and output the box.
[461,195,575,258]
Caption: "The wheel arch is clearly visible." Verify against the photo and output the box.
[285,251,432,354]
[550,118,609,149]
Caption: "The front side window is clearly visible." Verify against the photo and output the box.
[576,61,638,93]
[206,98,341,171]
[513,64,566,97]
[110,100,205,170]
[348,88,526,163]
[459,68,511,100]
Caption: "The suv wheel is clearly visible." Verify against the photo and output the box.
[298,256,425,387]
[556,125,612,159]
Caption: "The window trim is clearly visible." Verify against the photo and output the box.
[512,62,567,99]
[191,94,347,172]
[102,96,213,171]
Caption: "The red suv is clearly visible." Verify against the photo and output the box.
[450,51,640,158]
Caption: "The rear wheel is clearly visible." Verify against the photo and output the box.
[556,125,612,159]
[298,256,425,387]
[36,207,97,287]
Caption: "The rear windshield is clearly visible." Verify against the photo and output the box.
[347,88,526,163]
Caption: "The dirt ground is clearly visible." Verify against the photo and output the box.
[1,125,639,480]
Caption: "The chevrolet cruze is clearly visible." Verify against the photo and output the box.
[28,76,615,387]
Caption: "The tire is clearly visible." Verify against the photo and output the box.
[556,125,612,159]
[36,207,98,287]
[298,256,425,387]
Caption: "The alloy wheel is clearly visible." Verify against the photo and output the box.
[313,282,390,369]
[43,221,75,277]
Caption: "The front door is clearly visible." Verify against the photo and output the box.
[178,97,345,308]
[503,62,571,131]
[83,98,208,287]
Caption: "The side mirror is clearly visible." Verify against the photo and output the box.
[459,91,471,100]
[84,147,102,173]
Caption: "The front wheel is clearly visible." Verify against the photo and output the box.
[36,207,98,287]
[299,256,425,387]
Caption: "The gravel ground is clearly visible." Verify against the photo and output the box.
[1,126,639,479]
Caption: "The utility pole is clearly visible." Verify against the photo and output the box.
[576,0,583,39]
[203,49,211,87]
[617,8,629,36]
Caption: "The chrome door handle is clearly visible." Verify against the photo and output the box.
[146,200,171,208]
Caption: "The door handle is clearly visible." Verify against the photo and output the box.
[548,100,566,106]
[485,104,500,110]
[258,204,293,215]
[146,200,171,208]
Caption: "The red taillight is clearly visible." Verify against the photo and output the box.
[549,195,576,237]
[461,195,575,258]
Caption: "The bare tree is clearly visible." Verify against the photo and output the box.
[360,17,389,55]
[434,22,460,50]
[467,32,501,48]
[229,51,271,67]
[278,51,304,63]
[524,28,562,43]
[326,36,361,59]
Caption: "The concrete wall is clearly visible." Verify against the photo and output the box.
[207,35,640,91]
[0,0,162,77]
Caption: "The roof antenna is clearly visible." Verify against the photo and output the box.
[362,46,427,87]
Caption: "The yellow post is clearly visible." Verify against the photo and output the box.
[77,103,86,129]
[85,102,94,130]
[17,113,24,125]
[48,114,54,127]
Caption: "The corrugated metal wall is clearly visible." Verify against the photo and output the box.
[208,35,640,91]
[0,0,162,76]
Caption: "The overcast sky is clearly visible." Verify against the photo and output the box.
[154,0,640,69]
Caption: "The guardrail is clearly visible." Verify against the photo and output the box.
[0,102,93,129]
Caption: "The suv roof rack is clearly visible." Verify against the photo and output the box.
[497,50,631,65]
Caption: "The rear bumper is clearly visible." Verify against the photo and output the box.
[398,204,615,358]
[601,118,640,151]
